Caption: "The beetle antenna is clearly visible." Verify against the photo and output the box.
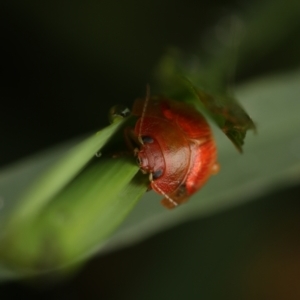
[138,84,150,144]
[151,179,178,208]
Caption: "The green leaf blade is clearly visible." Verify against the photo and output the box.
[189,85,256,152]
[7,121,126,225]
[0,157,144,274]
[0,117,148,275]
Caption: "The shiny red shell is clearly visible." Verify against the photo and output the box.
[128,96,219,209]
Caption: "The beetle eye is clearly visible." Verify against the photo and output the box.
[141,136,154,144]
[152,169,163,179]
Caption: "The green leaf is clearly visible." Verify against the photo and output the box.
[2,120,126,226]
[0,157,143,276]
[0,119,146,276]
[154,52,256,152]
[185,79,256,152]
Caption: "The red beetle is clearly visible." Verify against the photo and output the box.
[126,92,219,209]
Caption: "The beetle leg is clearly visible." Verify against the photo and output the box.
[146,185,152,192]
[133,147,139,156]
[211,162,220,175]
[124,127,141,150]
[111,128,141,158]
[138,136,144,145]
[190,136,209,146]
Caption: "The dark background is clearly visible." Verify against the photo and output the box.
[1,0,234,167]
[3,0,297,167]
[1,0,300,299]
